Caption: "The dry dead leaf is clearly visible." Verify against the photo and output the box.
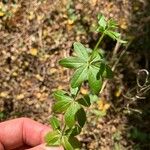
[0,92,8,98]
[97,97,111,112]
[29,48,38,56]
[16,94,24,100]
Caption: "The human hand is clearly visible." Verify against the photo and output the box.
[0,118,63,150]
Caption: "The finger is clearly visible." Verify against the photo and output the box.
[26,144,63,150]
[0,118,51,149]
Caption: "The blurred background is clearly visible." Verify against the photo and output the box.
[0,0,150,149]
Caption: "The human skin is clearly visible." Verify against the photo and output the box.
[0,118,63,150]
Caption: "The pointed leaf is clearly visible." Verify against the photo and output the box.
[65,124,81,136]
[68,137,81,149]
[77,95,91,107]
[73,42,89,60]
[70,125,82,136]
[65,102,81,128]
[76,108,86,127]
[90,50,103,63]
[53,100,72,113]
[98,14,107,30]
[88,65,102,94]
[103,65,113,78]
[71,65,88,88]
[70,87,79,97]
[45,131,60,146]
[53,90,73,102]
[49,116,60,130]
[59,57,85,68]
[108,19,118,29]
[62,136,74,150]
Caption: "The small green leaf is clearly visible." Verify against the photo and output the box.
[71,65,88,88]
[116,38,127,44]
[70,125,82,136]
[98,14,107,30]
[90,50,103,63]
[65,102,81,128]
[68,137,81,149]
[49,116,60,130]
[53,100,72,113]
[65,124,82,136]
[70,87,79,97]
[59,57,85,68]
[105,30,120,40]
[103,65,113,78]
[53,90,72,102]
[45,131,60,146]
[76,108,86,127]
[77,95,91,107]
[62,136,74,150]
[88,65,102,94]
[108,19,118,29]
[73,42,89,60]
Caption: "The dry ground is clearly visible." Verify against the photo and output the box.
[0,0,150,149]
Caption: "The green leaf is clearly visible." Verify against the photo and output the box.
[105,30,120,40]
[116,38,127,44]
[68,137,81,149]
[62,136,74,150]
[65,124,82,136]
[90,50,103,63]
[49,116,60,130]
[73,42,89,60]
[53,100,72,113]
[103,65,113,78]
[98,14,107,30]
[59,57,85,68]
[108,19,118,29]
[70,125,82,136]
[65,102,81,128]
[105,31,127,43]
[53,90,73,102]
[45,131,60,146]
[71,65,88,88]
[88,65,102,94]
[77,95,91,107]
[76,108,86,127]
[70,87,79,97]
[89,94,99,103]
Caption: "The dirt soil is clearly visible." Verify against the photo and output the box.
[0,0,150,150]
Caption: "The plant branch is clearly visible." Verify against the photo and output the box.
[94,32,105,51]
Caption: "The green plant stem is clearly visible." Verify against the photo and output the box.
[61,124,67,137]
[94,32,105,51]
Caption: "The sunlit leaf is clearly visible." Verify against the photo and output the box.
[73,42,89,60]
[88,65,102,94]
[98,14,107,30]
[45,131,60,146]
[53,90,73,102]
[49,116,60,130]
[65,102,81,128]
[59,57,86,68]
[62,136,74,150]
[53,100,72,113]
[71,65,88,88]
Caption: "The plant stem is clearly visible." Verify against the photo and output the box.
[61,124,66,137]
[94,32,105,51]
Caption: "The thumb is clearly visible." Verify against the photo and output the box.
[27,144,63,150]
